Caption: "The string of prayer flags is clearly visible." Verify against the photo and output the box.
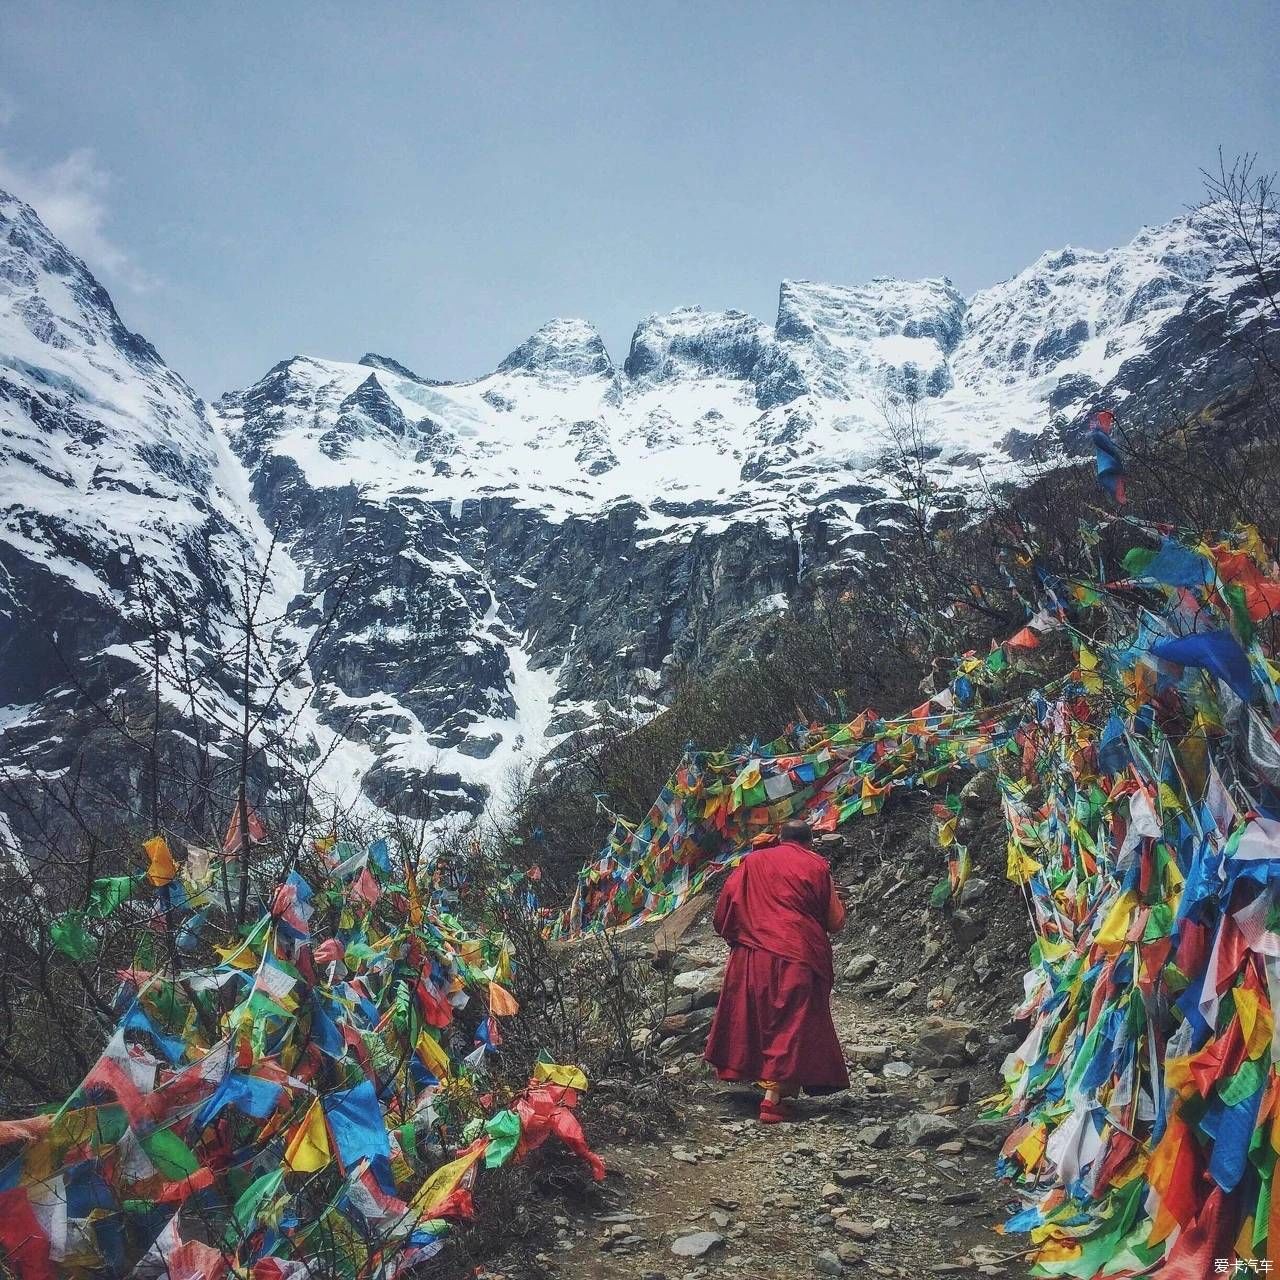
[555,520,1280,1272]
[9,822,599,1278]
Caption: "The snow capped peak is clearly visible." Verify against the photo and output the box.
[0,187,173,383]
[358,352,447,386]
[621,305,809,408]
[955,211,1227,390]
[496,317,614,380]
[0,185,254,718]
[776,276,967,401]
[623,305,775,386]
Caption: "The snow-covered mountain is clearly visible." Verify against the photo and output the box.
[1,187,1269,846]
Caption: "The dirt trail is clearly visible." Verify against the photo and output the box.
[545,934,1027,1278]
[515,794,1032,1279]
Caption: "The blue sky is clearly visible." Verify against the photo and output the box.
[0,1,1276,397]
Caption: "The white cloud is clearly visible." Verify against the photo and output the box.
[0,145,157,291]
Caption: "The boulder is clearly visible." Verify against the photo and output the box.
[846,1043,892,1071]
[949,908,987,946]
[842,953,878,982]
[959,772,998,810]
[672,965,722,994]
[901,1111,961,1147]
[670,1231,725,1258]
[857,1122,894,1149]
[655,1008,714,1042]
[913,1016,980,1065]
[670,966,723,1010]
[837,1219,879,1241]
[964,1116,1017,1149]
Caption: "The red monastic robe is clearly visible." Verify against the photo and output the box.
[703,840,849,1093]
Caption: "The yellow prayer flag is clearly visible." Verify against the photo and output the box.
[531,1061,588,1090]
[416,1031,452,1080]
[408,1145,484,1217]
[1014,1125,1047,1171]
[1234,985,1273,1060]
[284,1098,331,1172]
[1096,892,1137,948]
[1006,841,1041,885]
[142,835,178,887]
[406,873,423,926]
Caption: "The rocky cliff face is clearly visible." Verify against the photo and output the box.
[1,190,1273,843]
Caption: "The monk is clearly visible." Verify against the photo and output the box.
[703,819,848,1123]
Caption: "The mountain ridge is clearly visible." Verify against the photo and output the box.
[2,188,1269,850]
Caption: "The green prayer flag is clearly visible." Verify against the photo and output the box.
[483,1108,522,1168]
[50,911,96,961]
[85,875,136,919]
[1122,545,1158,576]
[227,1167,285,1244]
[141,1127,199,1179]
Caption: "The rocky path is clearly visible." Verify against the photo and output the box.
[543,937,1030,1279]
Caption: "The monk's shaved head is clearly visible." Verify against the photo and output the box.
[780,819,813,846]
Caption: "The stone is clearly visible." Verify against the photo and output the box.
[937,1140,965,1155]
[837,1219,879,1241]
[842,953,878,981]
[815,1249,844,1275]
[949,908,987,946]
[883,1059,914,1078]
[958,877,991,905]
[833,1167,873,1186]
[670,1231,725,1258]
[888,980,918,1003]
[836,1242,866,1264]
[965,1117,1017,1149]
[672,965,722,992]
[959,772,998,810]
[857,1123,894,1149]
[656,1008,714,1041]
[709,1210,731,1228]
[901,1112,962,1147]
[670,967,723,1010]
[846,1043,892,1071]
[821,1182,845,1204]
[914,1017,980,1065]
[671,1147,699,1164]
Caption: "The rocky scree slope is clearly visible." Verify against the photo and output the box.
[2,188,1272,844]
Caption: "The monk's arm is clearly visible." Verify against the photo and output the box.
[824,882,846,932]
